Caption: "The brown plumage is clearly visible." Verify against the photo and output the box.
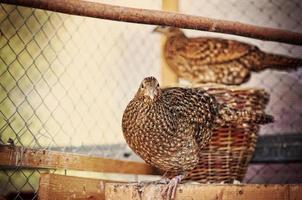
[122,76,273,199]
[154,26,302,85]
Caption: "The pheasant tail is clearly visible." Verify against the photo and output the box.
[261,53,302,71]
[217,104,274,125]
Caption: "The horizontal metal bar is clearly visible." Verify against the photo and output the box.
[1,0,302,45]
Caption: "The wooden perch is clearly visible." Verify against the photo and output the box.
[38,173,110,200]
[0,145,159,175]
[2,0,302,45]
[105,183,302,200]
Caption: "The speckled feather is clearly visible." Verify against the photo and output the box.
[155,27,302,85]
[122,77,273,175]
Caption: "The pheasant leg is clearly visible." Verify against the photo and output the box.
[161,175,184,200]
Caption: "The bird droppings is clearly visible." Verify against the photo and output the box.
[134,183,144,200]
[209,22,217,31]
[99,181,104,193]
[216,189,224,200]
[82,185,86,195]
[113,186,117,193]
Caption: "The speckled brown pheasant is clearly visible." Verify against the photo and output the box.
[154,26,302,85]
[122,76,273,199]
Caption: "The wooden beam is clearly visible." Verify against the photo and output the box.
[0,145,159,175]
[1,0,302,45]
[105,183,302,200]
[38,173,118,200]
[160,0,178,87]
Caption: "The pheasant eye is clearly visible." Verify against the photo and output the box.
[141,84,144,89]
[157,83,159,87]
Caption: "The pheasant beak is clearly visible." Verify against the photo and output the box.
[146,87,157,100]
[152,26,160,33]
[152,26,165,33]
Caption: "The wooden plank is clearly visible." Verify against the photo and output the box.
[160,0,178,87]
[105,183,302,200]
[38,173,116,200]
[290,185,302,200]
[0,145,159,175]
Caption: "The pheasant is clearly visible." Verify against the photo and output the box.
[153,26,302,85]
[122,76,273,199]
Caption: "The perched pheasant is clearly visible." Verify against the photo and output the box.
[122,76,273,199]
[154,26,302,85]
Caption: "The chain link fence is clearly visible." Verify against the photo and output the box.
[0,0,301,199]
[0,1,161,198]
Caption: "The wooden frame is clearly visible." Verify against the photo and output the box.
[105,183,302,200]
[37,174,302,200]
[0,145,159,175]
[38,173,116,200]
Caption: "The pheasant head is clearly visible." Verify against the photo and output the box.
[153,26,185,37]
[135,76,161,103]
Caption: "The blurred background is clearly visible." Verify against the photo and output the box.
[0,0,302,199]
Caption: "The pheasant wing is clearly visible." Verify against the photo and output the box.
[179,37,255,65]
[162,87,219,126]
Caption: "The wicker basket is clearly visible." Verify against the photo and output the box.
[184,84,270,183]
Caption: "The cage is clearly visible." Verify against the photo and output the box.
[0,0,302,199]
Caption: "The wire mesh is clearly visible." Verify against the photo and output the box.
[0,1,161,198]
[0,0,302,199]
